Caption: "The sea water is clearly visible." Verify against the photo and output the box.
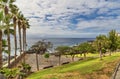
[3,38,95,57]
[27,38,95,50]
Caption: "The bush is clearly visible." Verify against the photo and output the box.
[44,53,50,62]
[0,68,19,79]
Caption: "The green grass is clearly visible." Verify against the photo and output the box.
[76,53,99,57]
[27,53,120,79]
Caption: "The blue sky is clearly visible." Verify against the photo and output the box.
[15,0,120,38]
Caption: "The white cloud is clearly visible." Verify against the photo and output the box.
[15,0,120,38]
[77,16,120,32]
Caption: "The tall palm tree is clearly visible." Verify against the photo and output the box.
[0,0,12,67]
[0,0,13,68]
[4,14,13,67]
[0,0,11,67]
[9,3,19,63]
[0,29,2,68]
[0,0,25,68]
[17,12,23,55]
[0,9,4,68]
[21,17,30,63]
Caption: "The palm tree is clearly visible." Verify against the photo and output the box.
[17,12,23,55]
[21,17,30,63]
[0,0,19,67]
[9,3,19,63]
[0,10,4,68]
[4,14,14,67]
[0,30,2,68]
[0,0,25,68]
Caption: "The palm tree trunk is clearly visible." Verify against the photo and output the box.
[23,28,25,63]
[18,21,22,55]
[36,53,39,71]
[0,30,2,68]
[7,27,11,68]
[24,28,27,52]
[13,17,17,65]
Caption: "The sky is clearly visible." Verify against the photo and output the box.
[15,0,120,38]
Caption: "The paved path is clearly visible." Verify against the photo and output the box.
[114,64,120,79]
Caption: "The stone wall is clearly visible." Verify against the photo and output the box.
[3,53,26,68]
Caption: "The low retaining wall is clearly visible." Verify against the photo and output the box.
[3,53,26,68]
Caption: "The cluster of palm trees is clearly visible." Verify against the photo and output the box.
[0,0,30,68]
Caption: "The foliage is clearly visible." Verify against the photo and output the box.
[44,53,50,59]
[55,46,70,55]
[31,41,52,55]
[44,53,50,62]
[93,35,109,59]
[108,30,118,52]
[117,36,120,49]
[21,63,31,72]
[78,42,93,53]
[0,68,19,78]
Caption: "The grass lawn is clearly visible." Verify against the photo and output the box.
[27,53,120,79]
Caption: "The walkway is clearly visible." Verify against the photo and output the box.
[111,63,120,79]
[114,64,120,79]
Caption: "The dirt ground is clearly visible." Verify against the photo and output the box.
[24,54,80,71]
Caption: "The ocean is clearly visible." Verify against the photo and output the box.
[27,38,95,49]
[3,38,95,58]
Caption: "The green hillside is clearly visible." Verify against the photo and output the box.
[27,53,120,79]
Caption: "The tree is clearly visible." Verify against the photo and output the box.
[4,14,13,68]
[94,35,108,60]
[30,40,52,70]
[21,17,30,63]
[0,10,4,68]
[17,12,23,55]
[0,0,26,68]
[31,45,39,71]
[117,36,120,51]
[9,2,19,63]
[68,46,79,61]
[108,30,118,53]
[78,42,93,59]
[55,46,70,65]
[35,40,52,55]
[0,30,2,68]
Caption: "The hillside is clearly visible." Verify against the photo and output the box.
[27,53,120,79]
